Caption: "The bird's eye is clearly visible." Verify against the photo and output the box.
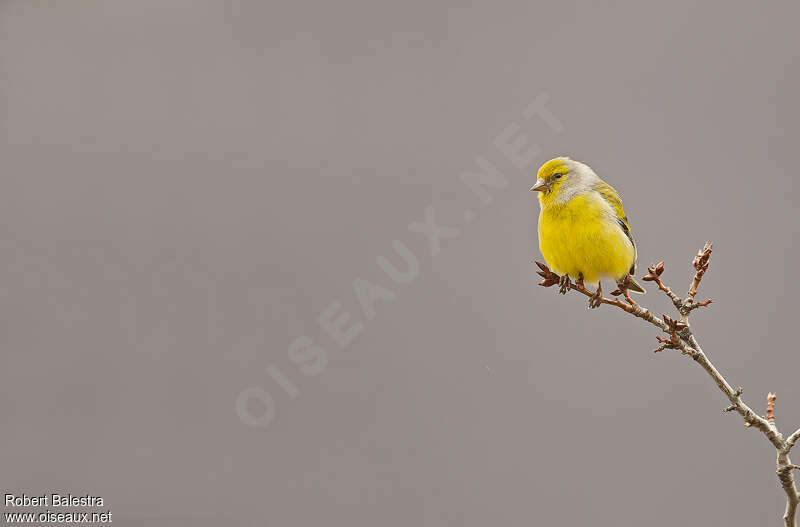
[554,173,563,179]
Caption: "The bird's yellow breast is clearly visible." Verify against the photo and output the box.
[538,193,635,285]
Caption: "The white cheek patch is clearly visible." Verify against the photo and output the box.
[552,169,598,204]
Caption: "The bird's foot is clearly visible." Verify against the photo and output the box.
[588,283,603,309]
[558,274,572,295]
[576,272,585,290]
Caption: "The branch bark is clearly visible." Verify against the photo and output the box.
[535,243,800,526]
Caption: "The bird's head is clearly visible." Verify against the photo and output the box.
[530,156,593,205]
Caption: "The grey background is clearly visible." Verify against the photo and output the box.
[1,1,799,525]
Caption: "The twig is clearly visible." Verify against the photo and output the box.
[687,241,713,301]
[642,261,682,309]
[769,393,778,424]
[687,298,713,311]
[788,429,800,452]
[535,242,800,526]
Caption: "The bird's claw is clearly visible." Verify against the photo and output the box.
[558,274,571,295]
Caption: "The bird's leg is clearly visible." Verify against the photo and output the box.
[558,274,572,295]
[576,272,585,290]
[588,282,603,309]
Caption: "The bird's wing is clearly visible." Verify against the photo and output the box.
[594,180,637,274]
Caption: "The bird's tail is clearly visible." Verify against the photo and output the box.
[626,276,646,294]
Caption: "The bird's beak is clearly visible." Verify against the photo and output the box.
[530,179,548,192]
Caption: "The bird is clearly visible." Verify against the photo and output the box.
[531,156,645,308]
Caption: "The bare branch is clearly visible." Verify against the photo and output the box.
[685,335,783,447]
[535,241,800,526]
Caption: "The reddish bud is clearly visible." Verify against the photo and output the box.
[539,276,559,287]
[767,392,777,422]
[693,243,713,271]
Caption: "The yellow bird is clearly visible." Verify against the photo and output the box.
[531,156,645,308]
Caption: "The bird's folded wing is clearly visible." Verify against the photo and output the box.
[594,180,637,273]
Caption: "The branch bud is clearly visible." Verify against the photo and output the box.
[767,392,777,423]
[642,261,665,282]
[534,261,560,287]
[693,242,713,272]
